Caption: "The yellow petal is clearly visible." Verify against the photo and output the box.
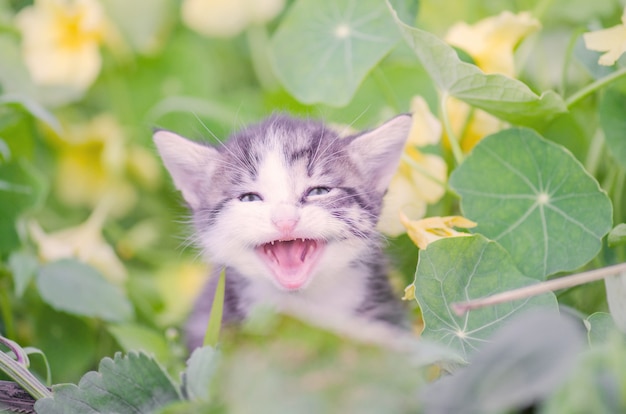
[29,203,128,284]
[245,0,285,24]
[407,153,447,204]
[400,213,476,250]
[16,0,105,89]
[407,96,442,146]
[445,11,540,76]
[402,284,416,301]
[181,0,249,38]
[445,97,504,152]
[583,25,626,66]
[378,174,427,236]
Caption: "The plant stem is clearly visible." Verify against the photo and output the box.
[401,153,450,192]
[439,93,464,165]
[0,288,15,340]
[0,337,51,400]
[452,262,626,315]
[566,66,626,109]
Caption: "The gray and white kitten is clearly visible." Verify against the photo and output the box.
[154,114,412,350]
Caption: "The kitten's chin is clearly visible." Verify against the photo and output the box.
[255,238,326,291]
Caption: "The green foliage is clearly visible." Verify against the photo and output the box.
[270,0,403,106]
[449,128,613,278]
[413,235,557,360]
[388,3,567,127]
[37,260,134,322]
[34,352,182,413]
[0,0,625,412]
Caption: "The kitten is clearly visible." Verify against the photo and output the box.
[154,114,412,350]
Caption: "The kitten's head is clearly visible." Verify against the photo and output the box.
[154,114,411,291]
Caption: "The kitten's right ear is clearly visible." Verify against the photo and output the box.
[153,130,219,209]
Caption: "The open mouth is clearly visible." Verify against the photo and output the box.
[255,238,325,291]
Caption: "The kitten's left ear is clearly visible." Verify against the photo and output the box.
[153,129,220,210]
[348,114,411,193]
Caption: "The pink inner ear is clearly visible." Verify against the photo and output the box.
[256,239,326,290]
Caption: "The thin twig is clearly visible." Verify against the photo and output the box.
[452,262,626,316]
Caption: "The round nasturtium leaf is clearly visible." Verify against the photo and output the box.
[449,128,613,279]
[413,235,558,361]
[270,0,403,106]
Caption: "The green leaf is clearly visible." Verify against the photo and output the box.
[7,250,38,297]
[421,310,584,414]
[585,312,620,346]
[0,159,46,254]
[37,259,134,322]
[108,324,171,363]
[609,224,626,248]
[541,336,626,414]
[386,1,567,127]
[449,128,613,279]
[270,0,406,106]
[0,93,61,133]
[183,346,219,402]
[605,271,626,333]
[413,235,558,361]
[600,88,626,170]
[34,352,181,414]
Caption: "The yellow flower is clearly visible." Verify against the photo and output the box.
[181,0,285,38]
[400,213,477,250]
[378,97,448,236]
[445,11,540,77]
[16,0,106,90]
[583,8,626,66]
[51,114,160,217]
[445,96,504,153]
[29,200,127,284]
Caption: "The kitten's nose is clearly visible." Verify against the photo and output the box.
[272,204,299,234]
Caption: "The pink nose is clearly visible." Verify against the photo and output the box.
[272,204,299,234]
[272,217,299,233]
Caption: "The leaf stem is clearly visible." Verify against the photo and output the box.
[0,337,51,400]
[0,287,15,340]
[452,262,626,316]
[439,93,464,165]
[401,152,450,192]
[566,66,626,109]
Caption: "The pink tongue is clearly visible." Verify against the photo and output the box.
[261,240,317,290]
[270,240,308,266]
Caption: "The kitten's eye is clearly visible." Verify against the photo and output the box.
[306,187,331,197]
[239,192,263,202]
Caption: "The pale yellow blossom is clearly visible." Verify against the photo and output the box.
[16,0,107,90]
[402,284,415,301]
[51,114,160,217]
[583,8,626,66]
[445,11,540,77]
[29,200,127,284]
[378,97,448,236]
[400,213,477,250]
[182,0,285,38]
[445,96,504,153]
